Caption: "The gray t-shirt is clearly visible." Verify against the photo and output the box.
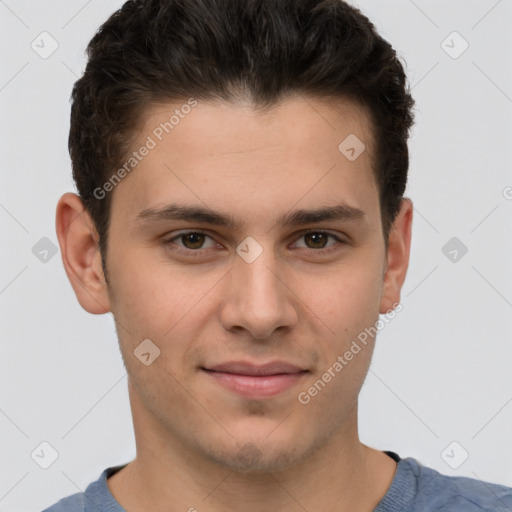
[41,451,512,511]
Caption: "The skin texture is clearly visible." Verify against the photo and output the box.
[56,94,413,511]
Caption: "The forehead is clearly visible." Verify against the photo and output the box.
[139,94,375,164]
[110,95,380,230]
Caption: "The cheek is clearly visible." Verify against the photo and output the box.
[301,259,383,335]
[298,280,379,413]
[107,250,181,342]
[107,250,221,351]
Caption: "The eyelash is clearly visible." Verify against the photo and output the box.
[162,229,346,257]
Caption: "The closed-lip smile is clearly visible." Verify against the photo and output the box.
[202,360,309,398]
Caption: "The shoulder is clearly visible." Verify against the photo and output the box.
[402,457,512,511]
[41,492,86,512]
[40,465,125,512]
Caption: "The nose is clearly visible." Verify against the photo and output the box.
[220,245,298,340]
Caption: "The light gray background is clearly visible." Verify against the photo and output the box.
[1,1,511,510]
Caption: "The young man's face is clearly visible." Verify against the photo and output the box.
[60,95,412,473]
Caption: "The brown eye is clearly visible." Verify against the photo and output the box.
[180,232,206,249]
[304,232,329,249]
[163,230,218,255]
[292,230,343,252]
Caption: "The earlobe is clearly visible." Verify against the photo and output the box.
[55,192,111,314]
[379,198,413,314]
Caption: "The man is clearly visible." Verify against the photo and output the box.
[45,0,512,510]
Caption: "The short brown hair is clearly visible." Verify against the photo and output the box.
[69,0,415,264]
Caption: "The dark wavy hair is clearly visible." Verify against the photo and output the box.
[69,0,415,264]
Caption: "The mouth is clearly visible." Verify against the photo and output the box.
[201,361,309,398]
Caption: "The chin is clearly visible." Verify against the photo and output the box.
[203,435,315,474]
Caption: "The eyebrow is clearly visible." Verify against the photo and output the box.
[135,203,366,230]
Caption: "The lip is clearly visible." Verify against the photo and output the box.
[205,361,306,376]
[202,361,309,398]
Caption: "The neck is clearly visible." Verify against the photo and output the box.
[108,388,397,511]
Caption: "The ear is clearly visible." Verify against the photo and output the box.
[55,192,111,314]
[379,198,413,314]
